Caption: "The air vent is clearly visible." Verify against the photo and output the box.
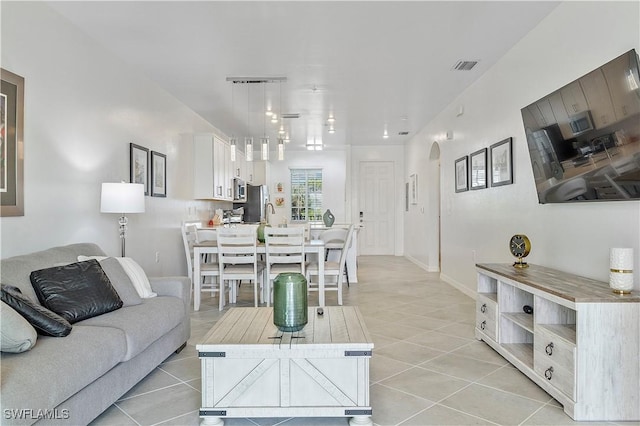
[452,60,478,71]
[226,76,287,84]
[281,113,300,119]
[398,131,409,136]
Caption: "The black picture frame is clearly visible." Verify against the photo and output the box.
[1,68,25,217]
[150,150,167,197]
[490,137,513,187]
[470,148,488,190]
[130,143,149,195]
[455,156,469,193]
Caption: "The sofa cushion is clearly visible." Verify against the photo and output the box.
[78,256,157,298]
[0,325,127,417]
[78,296,184,361]
[0,243,107,303]
[30,260,123,324]
[1,285,72,337]
[99,257,143,307]
[0,301,37,353]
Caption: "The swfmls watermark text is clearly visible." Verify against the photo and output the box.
[3,408,70,420]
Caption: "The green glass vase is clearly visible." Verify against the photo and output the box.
[257,223,270,243]
[273,273,308,332]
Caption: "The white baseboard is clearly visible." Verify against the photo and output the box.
[405,255,440,273]
[440,273,477,300]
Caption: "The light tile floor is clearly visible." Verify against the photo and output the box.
[90,256,636,426]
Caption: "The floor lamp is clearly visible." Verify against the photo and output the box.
[100,182,145,257]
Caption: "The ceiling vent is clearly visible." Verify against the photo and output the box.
[281,113,300,119]
[398,131,410,136]
[452,60,479,71]
[226,76,287,84]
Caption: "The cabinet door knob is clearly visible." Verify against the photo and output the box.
[545,342,554,356]
[480,320,486,330]
[544,366,554,380]
[480,303,487,313]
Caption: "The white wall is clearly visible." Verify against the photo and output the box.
[0,2,230,275]
[267,149,348,227]
[405,1,640,294]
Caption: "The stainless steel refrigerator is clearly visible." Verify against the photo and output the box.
[235,184,269,223]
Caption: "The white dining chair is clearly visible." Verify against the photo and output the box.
[306,224,354,305]
[318,226,350,286]
[181,223,221,310]
[217,226,264,309]
[264,226,306,306]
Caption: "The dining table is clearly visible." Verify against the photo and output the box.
[192,239,326,311]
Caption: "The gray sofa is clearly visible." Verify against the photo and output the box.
[0,243,191,425]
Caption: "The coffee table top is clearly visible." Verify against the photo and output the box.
[197,306,373,350]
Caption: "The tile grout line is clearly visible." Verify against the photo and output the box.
[113,401,142,426]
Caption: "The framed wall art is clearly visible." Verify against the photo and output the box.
[455,156,468,193]
[1,68,25,217]
[470,148,487,190]
[130,143,149,195]
[150,150,166,197]
[490,137,513,187]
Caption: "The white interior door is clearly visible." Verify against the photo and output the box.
[358,161,395,255]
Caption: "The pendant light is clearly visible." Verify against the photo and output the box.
[229,83,236,162]
[261,82,269,161]
[245,84,253,162]
[276,81,285,160]
[278,138,285,161]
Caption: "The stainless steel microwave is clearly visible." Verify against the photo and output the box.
[569,110,594,136]
[233,178,246,202]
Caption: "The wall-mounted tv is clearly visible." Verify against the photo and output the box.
[521,49,640,203]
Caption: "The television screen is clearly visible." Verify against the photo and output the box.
[521,49,640,203]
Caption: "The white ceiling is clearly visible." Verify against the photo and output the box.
[47,1,559,151]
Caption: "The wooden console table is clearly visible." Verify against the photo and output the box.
[475,263,639,421]
[197,306,374,426]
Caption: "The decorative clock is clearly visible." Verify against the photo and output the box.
[509,234,531,269]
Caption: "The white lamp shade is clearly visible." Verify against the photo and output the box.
[100,183,145,213]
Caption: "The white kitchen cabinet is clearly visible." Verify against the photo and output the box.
[602,52,640,120]
[560,81,589,116]
[579,68,616,129]
[476,264,639,421]
[193,134,233,201]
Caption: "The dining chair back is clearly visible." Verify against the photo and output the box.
[288,222,311,241]
[306,224,354,305]
[319,227,350,286]
[217,226,264,308]
[264,227,306,306]
[181,223,221,310]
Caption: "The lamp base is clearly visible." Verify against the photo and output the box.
[612,289,632,295]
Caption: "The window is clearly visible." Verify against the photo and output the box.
[290,169,322,222]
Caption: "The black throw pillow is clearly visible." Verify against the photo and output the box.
[1,284,72,337]
[30,260,123,324]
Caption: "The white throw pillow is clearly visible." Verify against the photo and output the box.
[1,301,38,353]
[77,256,157,298]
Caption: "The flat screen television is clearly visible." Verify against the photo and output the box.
[521,49,640,203]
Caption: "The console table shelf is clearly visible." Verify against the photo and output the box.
[475,263,639,421]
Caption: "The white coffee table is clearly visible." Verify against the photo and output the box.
[197,306,374,426]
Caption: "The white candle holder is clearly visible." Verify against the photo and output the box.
[610,248,634,295]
